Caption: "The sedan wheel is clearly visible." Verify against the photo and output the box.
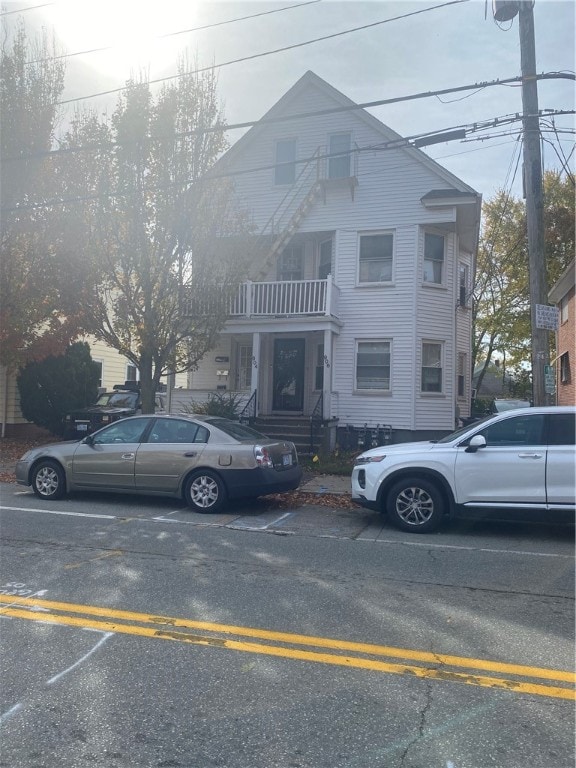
[32,460,66,501]
[184,470,226,513]
[386,477,443,533]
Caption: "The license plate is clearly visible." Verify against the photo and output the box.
[282,454,292,466]
[76,424,88,431]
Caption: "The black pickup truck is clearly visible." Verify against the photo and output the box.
[63,383,166,439]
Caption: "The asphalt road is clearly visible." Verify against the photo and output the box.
[0,482,574,768]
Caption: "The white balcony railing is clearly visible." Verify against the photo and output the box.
[230,277,339,318]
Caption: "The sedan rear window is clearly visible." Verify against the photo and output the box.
[203,418,268,440]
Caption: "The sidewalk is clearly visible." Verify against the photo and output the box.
[299,474,351,495]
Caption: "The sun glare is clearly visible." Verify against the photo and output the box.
[45,0,198,77]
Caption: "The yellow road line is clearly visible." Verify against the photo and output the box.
[1,595,573,700]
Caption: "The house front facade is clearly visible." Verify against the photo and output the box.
[181,71,482,445]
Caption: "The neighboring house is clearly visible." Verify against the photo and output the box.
[549,259,575,406]
[0,337,186,437]
[472,360,514,399]
[182,71,481,445]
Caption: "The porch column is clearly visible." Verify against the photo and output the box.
[322,328,333,420]
[251,332,261,411]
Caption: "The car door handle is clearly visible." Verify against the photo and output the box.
[518,453,543,459]
[121,453,135,460]
[184,451,197,457]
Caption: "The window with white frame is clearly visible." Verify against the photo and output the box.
[277,245,303,281]
[275,138,296,185]
[358,233,393,283]
[318,239,333,279]
[459,262,470,306]
[423,232,445,284]
[560,295,569,324]
[421,342,443,393]
[126,364,139,382]
[93,360,103,389]
[457,352,466,398]
[355,340,391,391]
[328,132,351,179]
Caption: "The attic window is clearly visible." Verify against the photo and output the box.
[328,132,351,179]
[275,139,296,185]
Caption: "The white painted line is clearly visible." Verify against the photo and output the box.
[47,631,114,685]
[228,511,293,530]
[0,702,23,725]
[358,536,573,559]
[0,505,117,520]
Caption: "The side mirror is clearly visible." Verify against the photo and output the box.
[82,434,94,446]
[465,434,486,453]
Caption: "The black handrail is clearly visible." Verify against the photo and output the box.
[309,392,324,454]
[239,389,257,424]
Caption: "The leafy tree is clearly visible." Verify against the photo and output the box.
[56,62,253,413]
[0,22,89,369]
[473,171,574,394]
[17,342,101,436]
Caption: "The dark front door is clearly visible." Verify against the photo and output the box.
[273,338,305,411]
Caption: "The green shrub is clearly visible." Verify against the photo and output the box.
[180,391,245,420]
[17,343,101,436]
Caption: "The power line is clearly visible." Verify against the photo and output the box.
[4,71,573,164]
[25,1,322,65]
[0,2,54,16]
[56,0,470,105]
[2,110,561,213]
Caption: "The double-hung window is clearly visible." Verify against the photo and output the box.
[356,340,391,391]
[358,233,393,283]
[275,138,296,185]
[423,232,445,284]
[457,352,466,398]
[459,262,470,306]
[277,245,303,281]
[328,132,351,179]
[318,239,333,279]
[421,342,443,393]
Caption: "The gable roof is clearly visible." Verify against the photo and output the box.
[219,70,479,196]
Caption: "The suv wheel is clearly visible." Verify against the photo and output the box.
[386,477,444,533]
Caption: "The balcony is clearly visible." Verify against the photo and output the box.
[229,277,340,319]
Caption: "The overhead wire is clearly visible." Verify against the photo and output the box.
[55,0,471,105]
[24,1,322,65]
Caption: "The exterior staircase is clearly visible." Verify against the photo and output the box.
[252,415,325,456]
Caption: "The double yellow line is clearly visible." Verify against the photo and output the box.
[1,594,573,701]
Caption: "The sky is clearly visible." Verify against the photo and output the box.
[2,0,574,201]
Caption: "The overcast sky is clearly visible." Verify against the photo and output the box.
[3,0,575,200]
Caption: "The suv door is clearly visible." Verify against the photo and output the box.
[454,413,547,507]
[546,412,576,506]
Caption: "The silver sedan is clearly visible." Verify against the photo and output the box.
[16,415,302,513]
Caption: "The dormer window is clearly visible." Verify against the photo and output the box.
[275,138,296,185]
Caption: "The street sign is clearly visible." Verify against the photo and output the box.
[544,364,556,395]
[535,304,559,331]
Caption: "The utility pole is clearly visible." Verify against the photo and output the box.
[493,0,550,404]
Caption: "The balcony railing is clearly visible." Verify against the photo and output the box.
[229,277,339,318]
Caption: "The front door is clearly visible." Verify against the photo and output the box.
[273,338,305,411]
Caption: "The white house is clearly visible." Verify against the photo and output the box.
[180,71,481,447]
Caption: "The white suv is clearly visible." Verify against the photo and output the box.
[351,406,575,533]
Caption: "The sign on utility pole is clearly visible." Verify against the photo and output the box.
[493,1,550,405]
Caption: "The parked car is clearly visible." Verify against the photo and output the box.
[16,415,302,513]
[351,406,575,533]
[63,383,165,438]
[490,398,531,413]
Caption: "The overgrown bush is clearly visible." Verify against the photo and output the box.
[180,391,245,420]
[17,342,101,436]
